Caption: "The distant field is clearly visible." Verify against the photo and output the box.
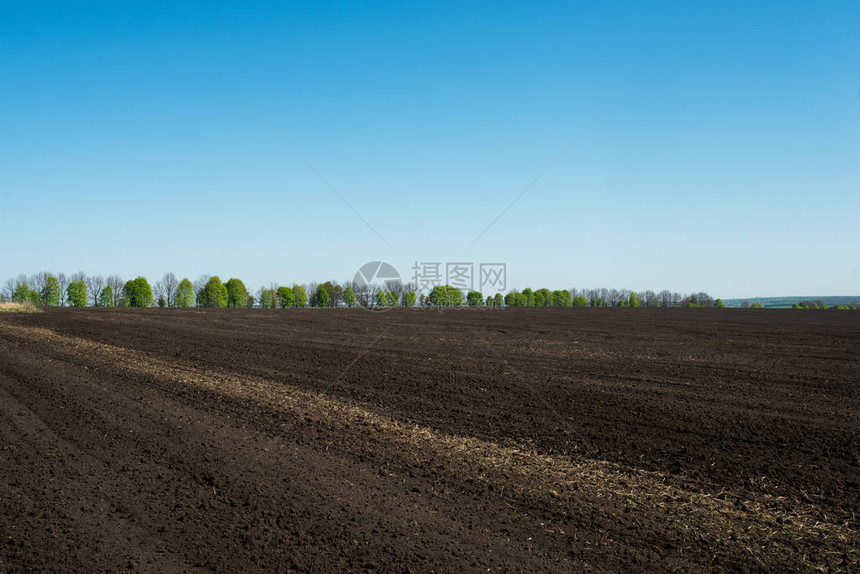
[1,308,857,571]
[723,296,860,308]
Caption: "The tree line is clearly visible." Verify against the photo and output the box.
[3,271,856,310]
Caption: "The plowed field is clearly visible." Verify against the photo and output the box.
[1,308,857,571]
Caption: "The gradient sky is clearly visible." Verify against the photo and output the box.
[2,1,858,298]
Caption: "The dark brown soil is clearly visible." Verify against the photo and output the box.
[1,308,857,572]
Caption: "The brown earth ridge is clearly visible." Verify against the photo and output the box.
[0,308,857,572]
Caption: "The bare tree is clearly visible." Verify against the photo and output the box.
[643,290,658,307]
[30,271,51,303]
[305,282,318,306]
[155,272,179,307]
[56,273,68,306]
[658,290,673,307]
[606,288,621,307]
[106,275,124,306]
[2,276,18,299]
[694,292,714,308]
[86,275,105,307]
[70,271,87,284]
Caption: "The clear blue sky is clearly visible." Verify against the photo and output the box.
[2,1,858,298]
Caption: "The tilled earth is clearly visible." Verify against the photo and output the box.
[0,308,857,572]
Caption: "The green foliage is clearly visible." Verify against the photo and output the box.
[403,290,417,307]
[315,285,330,307]
[429,285,463,307]
[199,276,227,308]
[573,295,588,307]
[175,279,194,308]
[504,291,527,307]
[386,290,400,306]
[537,288,552,307]
[493,293,504,307]
[551,290,571,307]
[343,285,356,307]
[123,277,153,308]
[628,292,640,308]
[714,298,726,308]
[750,302,764,309]
[376,290,396,307]
[466,290,484,307]
[292,285,307,307]
[98,286,114,307]
[67,281,88,307]
[42,276,61,306]
[225,278,248,308]
[277,286,294,308]
[521,288,534,307]
[157,296,167,308]
[11,282,28,303]
[533,290,545,307]
[318,281,341,307]
[259,289,276,308]
[12,282,39,305]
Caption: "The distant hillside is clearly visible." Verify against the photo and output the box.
[722,296,860,309]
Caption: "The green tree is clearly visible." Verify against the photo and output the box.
[522,288,535,307]
[551,290,567,307]
[316,285,330,307]
[629,292,641,308]
[199,276,227,308]
[750,302,764,309]
[387,290,400,307]
[343,285,356,307]
[98,286,114,307]
[277,286,294,308]
[318,282,338,307]
[123,277,153,308]
[714,298,727,308]
[533,290,546,307]
[292,285,307,308]
[493,293,504,307]
[11,282,31,303]
[225,278,248,308]
[259,289,275,308]
[466,290,484,307]
[573,295,588,307]
[67,281,88,307]
[537,288,552,307]
[504,291,527,307]
[175,279,194,308]
[157,296,167,308]
[429,285,463,307]
[41,276,61,306]
[403,290,417,307]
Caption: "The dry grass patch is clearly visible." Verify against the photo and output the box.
[0,302,40,313]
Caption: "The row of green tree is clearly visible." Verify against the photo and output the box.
[5,272,857,310]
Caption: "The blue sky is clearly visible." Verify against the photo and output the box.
[1,1,858,298]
